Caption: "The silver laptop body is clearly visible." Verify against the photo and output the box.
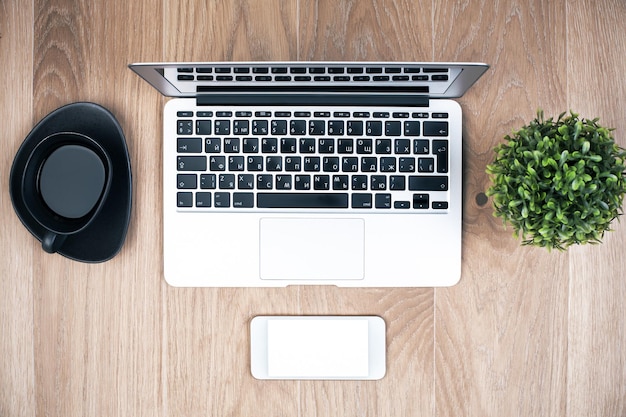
[130,62,488,287]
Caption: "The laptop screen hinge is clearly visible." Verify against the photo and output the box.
[196,93,429,107]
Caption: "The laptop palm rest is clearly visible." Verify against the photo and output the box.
[259,218,364,280]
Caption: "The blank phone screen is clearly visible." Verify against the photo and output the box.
[267,318,369,378]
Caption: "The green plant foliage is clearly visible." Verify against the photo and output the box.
[486,110,626,250]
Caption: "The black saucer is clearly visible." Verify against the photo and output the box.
[9,102,132,263]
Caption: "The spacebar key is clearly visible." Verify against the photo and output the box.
[257,193,349,208]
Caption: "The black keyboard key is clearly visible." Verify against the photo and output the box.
[257,174,273,189]
[290,120,306,135]
[352,193,372,208]
[413,193,429,209]
[223,138,240,153]
[375,139,392,154]
[389,176,406,190]
[328,120,344,135]
[177,111,193,117]
[385,121,401,136]
[347,120,363,135]
[332,175,349,190]
[209,155,226,171]
[361,157,377,172]
[261,138,278,153]
[195,192,212,208]
[418,157,435,173]
[205,138,221,153]
[423,121,448,136]
[394,201,410,209]
[342,157,358,172]
[177,120,193,135]
[266,156,283,171]
[433,140,449,173]
[271,120,288,135]
[303,156,320,171]
[177,138,202,153]
[318,138,335,153]
[275,175,292,190]
[253,67,269,73]
[433,201,449,209]
[233,120,249,135]
[338,139,354,154]
[271,67,288,74]
[214,67,231,74]
[177,192,193,207]
[214,120,231,135]
[177,74,194,81]
[294,175,311,190]
[395,139,411,154]
[322,156,340,172]
[380,156,396,172]
[284,156,301,171]
[243,138,259,153]
[409,176,448,191]
[218,174,235,189]
[356,138,373,154]
[399,157,416,172]
[309,120,325,135]
[228,156,245,171]
[299,138,316,153]
[247,156,263,171]
[352,175,368,190]
[177,174,197,189]
[290,67,307,74]
[257,193,348,208]
[233,67,250,74]
[281,138,297,153]
[366,121,382,136]
[404,121,421,136]
[371,175,386,190]
[178,156,206,171]
[200,174,216,189]
[313,175,330,190]
[237,174,254,189]
[252,120,269,135]
[413,139,429,154]
[214,192,230,207]
[233,193,254,208]
[375,193,391,209]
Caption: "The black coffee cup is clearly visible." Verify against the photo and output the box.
[21,132,113,253]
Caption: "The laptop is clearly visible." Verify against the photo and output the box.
[129,61,488,287]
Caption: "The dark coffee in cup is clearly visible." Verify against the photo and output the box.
[21,132,112,253]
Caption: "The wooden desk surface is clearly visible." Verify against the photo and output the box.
[2,1,625,416]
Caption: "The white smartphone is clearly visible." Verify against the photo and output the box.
[250,315,386,380]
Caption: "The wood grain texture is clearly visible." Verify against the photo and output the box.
[0,2,36,417]
[1,0,626,416]
[434,1,570,416]
[31,0,164,415]
[566,0,626,415]
[298,0,433,61]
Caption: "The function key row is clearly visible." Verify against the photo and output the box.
[176,111,447,119]
[177,73,448,82]
[177,66,448,75]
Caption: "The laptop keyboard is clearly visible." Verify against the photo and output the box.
[175,107,450,211]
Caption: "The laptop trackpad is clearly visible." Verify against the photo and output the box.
[260,218,364,280]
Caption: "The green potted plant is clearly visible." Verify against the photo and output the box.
[486,110,626,250]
